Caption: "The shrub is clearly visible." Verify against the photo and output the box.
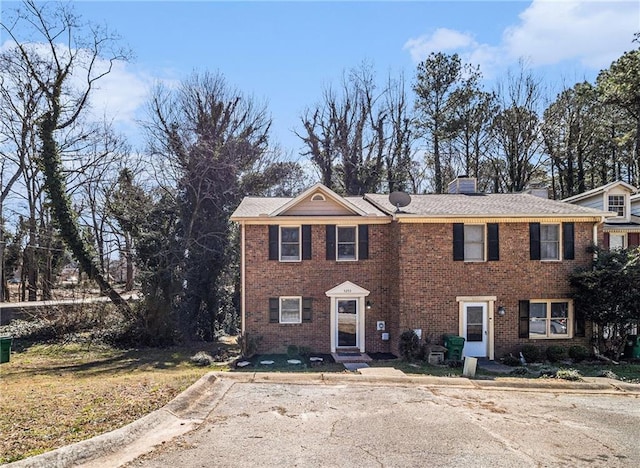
[398,330,421,361]
[555,368,583,381]
[546,345,566,362]
[568,345,589,362]
[190,351,214,366]
[501,354,521,367]
[286,345,299,358]
[520,344,540,363]
[238,333,261,358]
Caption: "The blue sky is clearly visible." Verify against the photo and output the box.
[3,1,639,157]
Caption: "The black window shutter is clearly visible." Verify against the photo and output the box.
[453,223,464,261]
[519,300,530,338]
[603,232,610,249]
[302,298,313,323]
[269,298,279,323]
[563,222,575,260]
[302,225,312,260]
[529,223,541,260]
[358,225,369,260]
[268,225,279,260]
[487,223,499,261]
[574,307,585,337]
[326,225,336,260]
[629,233,640,248]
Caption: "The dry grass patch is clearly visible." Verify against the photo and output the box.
[0,343,229,464]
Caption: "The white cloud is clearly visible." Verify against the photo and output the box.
[84,60,152,126]
[404,1,638,79]
[404,28,504,78]
[503,0,639,69]
[404,28,477,62]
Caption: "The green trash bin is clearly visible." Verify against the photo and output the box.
[624,335,637,358]
[443,334,465,361]
[633,336,640,359]
[0,337,12,364]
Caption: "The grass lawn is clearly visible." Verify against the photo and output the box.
[0,342,230,464]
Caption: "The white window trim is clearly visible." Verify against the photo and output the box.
[540,223,561,262]
[279,296,302,324]
[529,299,573,340]
[336,225,358,262]
[279,226,301,262]
[609,233,627,250]
[464,224,486,262]
[608,194,626,218]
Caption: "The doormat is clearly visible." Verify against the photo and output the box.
[338,352,361,357]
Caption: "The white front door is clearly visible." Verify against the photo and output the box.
[462,302,488,357]
[336,299,358,348]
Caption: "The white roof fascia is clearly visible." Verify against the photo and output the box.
[563,181,638,203]
[269,183,369,217]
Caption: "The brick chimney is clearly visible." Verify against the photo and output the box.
[448,176,477,194]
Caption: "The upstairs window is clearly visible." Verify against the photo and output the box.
[337,226,357,260]
[280,226,300,261]
[463,225,484,261]
[530,223,573,261]
[608,195,625,217]
[453,223,499,262]
[540,224,560,260]
[326,225,369,261]
[269,225,311,262]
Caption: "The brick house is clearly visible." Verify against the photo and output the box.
[563,180,640,250]
[230,178,609,360]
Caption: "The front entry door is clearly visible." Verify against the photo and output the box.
[337,299,358,348]
[463,302,487,357]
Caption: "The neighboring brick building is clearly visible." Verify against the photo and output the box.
[231,178,609,360]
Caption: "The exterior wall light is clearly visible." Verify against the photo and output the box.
[497,306,506,316]
[366,300,372,310]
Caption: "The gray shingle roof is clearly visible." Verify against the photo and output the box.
[230,195,387,218]
[364,193,607,217]
[231,191,608,220]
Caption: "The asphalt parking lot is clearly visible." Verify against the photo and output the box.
[122,375,640,468]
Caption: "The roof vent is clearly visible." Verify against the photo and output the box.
[448,176,477,194]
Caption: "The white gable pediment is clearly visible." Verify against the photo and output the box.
[325,281,370,297]
[271,183,368,217]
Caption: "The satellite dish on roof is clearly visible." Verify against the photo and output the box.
[389,191,411,213]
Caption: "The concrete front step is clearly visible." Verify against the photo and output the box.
[331,352,373,364]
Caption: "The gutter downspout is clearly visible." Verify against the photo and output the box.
[240,223,246,335]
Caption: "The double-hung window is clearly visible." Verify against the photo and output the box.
[526,300,571,339]
[464,225,485,261]
[337,226,357,261]
[279,297,302,324]
[453,223,499,262]
[540,224,560,260]
[280,226,300,261]
[608,195,625,217]
[530,222,574,261]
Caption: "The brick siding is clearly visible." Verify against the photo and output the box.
[243,220,595,357]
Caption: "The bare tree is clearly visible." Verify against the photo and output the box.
[491,63,546,192]
[1,0,132,313]
[298,64,414,195]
